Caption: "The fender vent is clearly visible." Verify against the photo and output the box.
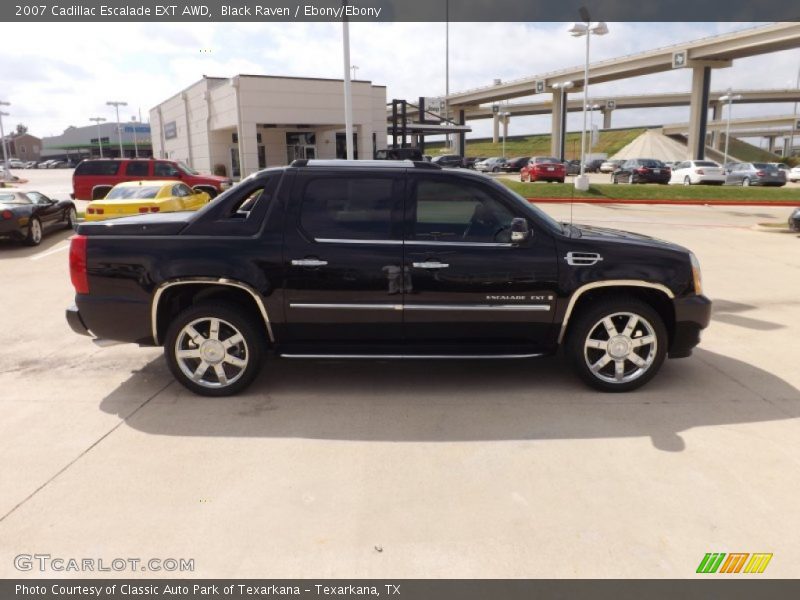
[565,251,603,266]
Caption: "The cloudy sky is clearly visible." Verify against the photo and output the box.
[1,21,798,144]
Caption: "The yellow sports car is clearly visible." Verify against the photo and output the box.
[84,180,211,221]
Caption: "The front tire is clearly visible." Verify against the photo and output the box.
[164,302,265,397]
[566,297,667,392]
[683,176,692,186]
[742,177,750,187]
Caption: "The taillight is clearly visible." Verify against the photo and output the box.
[695,169,705,175]
[637,167,648,173]
[69,235,89,295]
[138,206,160,213]
[138,207,149,213]
[87,207,104,215]
[756,170,766,176]
[1,209,12,220]
[151,207,160,213]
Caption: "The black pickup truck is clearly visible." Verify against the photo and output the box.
[67,160,711,396]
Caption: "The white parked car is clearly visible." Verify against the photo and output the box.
[7,159,25,169]
[669,160,725,186]
[788,166,800,183]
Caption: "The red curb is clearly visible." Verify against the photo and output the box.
[526,197,799,207]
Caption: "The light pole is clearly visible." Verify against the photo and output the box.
[0,101,9,177]
[106,101,127,157]
[790,64,800,157]
[501,112,510,158]
[587,102,600,149]
[552,81,574,161]
[341,11,354,160]
[569,17,609,190]
[719,89,742,166]
[131,116,139,158]
[89,117,106,157]
[351,65,359,80]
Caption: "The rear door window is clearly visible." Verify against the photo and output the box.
[125,161,150,177]
[299,176,402,241]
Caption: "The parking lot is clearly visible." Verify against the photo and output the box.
[0,169,799,578]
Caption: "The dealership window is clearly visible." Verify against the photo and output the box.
[300,176,401,241]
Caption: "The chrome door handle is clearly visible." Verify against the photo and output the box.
[291,259,328,267]
[412,261,449,269]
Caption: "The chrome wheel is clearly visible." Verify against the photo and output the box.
[583,312,657,384]
[174,317,249,389]
[66,207,77,229]
[29,219,42,245]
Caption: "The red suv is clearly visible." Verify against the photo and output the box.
[72,159,233,201]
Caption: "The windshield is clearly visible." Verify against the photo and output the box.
[178,162,199,175]
[105,186,161,200]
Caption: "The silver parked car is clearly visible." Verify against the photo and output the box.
[474,157,507,173]
[724,162,786,187]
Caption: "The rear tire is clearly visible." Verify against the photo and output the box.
[566,296,667,392]
[163,302,265,397]
[65,207,77,229]
[24,217,43,246]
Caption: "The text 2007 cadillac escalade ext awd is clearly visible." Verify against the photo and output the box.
[66,160,711,396]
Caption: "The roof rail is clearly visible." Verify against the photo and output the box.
[289,159,441,169]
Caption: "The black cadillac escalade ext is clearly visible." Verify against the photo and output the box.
[66,160,711,396]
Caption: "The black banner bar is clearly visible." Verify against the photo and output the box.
[4,580,800,600]
[4,0,800,22]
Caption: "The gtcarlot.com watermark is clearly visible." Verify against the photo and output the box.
[14,553,195,573]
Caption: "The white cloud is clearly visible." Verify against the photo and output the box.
[0,21,797,144]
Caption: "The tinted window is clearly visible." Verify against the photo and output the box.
[300,177,401,241]
[171,184,192,197]
[640,159,664,167]
[125,161,150,176]
[74,160,121,176]
[535,157,560,164]
[154,162,180,177]
[694,161,718,167]
[752,163,770,169]
[412,178,515,244]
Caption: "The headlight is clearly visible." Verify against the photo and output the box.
[220,180,232,190]
[689,252,703,295]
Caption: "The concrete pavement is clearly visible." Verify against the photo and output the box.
[0,171,798,578]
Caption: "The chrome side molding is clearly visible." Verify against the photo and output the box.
[280,353,545,360]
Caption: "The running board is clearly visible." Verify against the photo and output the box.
[279,353,545,360]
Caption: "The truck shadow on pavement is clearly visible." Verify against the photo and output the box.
[0,228,73,258]
[99,348,799,453]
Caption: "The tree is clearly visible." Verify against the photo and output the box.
[15,124,27,135]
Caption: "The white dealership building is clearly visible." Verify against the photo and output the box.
[149,74,388,179]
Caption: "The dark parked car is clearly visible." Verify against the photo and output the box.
[724,162,786,187]
[464,156,487,169]
[612,159,671,184]
[431,154,464,168]
[584,159,605,173]
[500,156,531,173]
[375,148,423,161]
[564,160,582,175]
[0,190,77,246]
[66,159,710,396]
[789,207,800,232]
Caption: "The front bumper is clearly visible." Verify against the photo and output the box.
[669,294,712,358]
[66,304,92,337]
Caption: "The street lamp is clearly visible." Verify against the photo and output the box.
[552,81,574,161]
[106,101,127,157]
[719,89,742,166]
[501,112,511,158]
[0,101,10,177]
[89,117,106,158]
[569,17,609,190]
[131,116,139,158]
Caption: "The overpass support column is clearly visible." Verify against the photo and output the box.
[766,136,776,154]
[602,109,612,130]
[492,113,500,144]
[686,66,712,160]
[550,91,568,160]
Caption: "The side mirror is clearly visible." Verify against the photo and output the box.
[510,218,531,243]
